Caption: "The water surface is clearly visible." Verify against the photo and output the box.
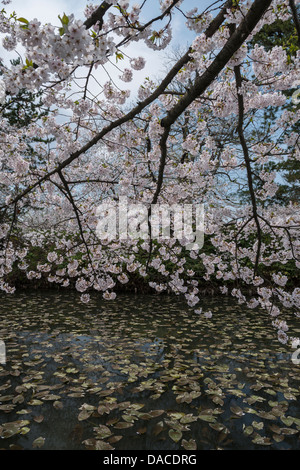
[0,290,300,450]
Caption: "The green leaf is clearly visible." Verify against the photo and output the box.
[32,437,45,448]
[167,412,185,420]
[66,367,78,374]
[209,422,227,432]
[243,425,254,436]
[281,427,298,435]
[230,405,244,417]
[252,421,264,430]
[180,414,198,424]
[1,420,30,439]
[252,434,272,446]
[114,422,133,429]
[149,409,165,418]
[115,51,124,63]
[198,414,216,423]
[17,17,29,24]
[281,416,294,426]
[58,13,69,26]
[19,426,30,435]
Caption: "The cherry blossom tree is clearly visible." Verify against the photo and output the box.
[0,0,299,347]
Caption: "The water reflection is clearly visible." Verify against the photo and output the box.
[0,290,300,450]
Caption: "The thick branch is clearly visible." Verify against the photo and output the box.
[161,0,273,128]
[84,2,112,30]
[147,0,235,213]
[57,169,96,271]
[152,127,171,206]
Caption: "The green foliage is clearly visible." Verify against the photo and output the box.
[251,17,299,55]
[1,59,49,129]
[248,10,300,206]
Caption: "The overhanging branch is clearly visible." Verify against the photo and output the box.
[84,2,112,30]
[160,0,273,128]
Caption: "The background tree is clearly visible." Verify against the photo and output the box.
[247,5,300,205]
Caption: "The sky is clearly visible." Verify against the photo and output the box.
[3,0,216,28]
[1,0,218,99]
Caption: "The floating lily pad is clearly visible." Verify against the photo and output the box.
[78,409,93,421]
[252,421,264,430]
[198,414,216,423]
[209,422,227,432]
[32,437,45,448]
[1,420,30,439]
[281,416,294,427]
[169,429,182,443]
[95,440,114,450]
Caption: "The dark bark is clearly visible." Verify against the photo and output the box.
[84,2,111,30]
[2,47,193,209]
[233,63,262,276]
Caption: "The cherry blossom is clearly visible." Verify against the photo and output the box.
[0,0,299,350]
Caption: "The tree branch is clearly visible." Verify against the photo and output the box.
[57,169,96,274]
[161,0,273,128]
[1,47,195,210]
[0,0,233,210]
[231,33,262,277]
[84,2,112,30]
